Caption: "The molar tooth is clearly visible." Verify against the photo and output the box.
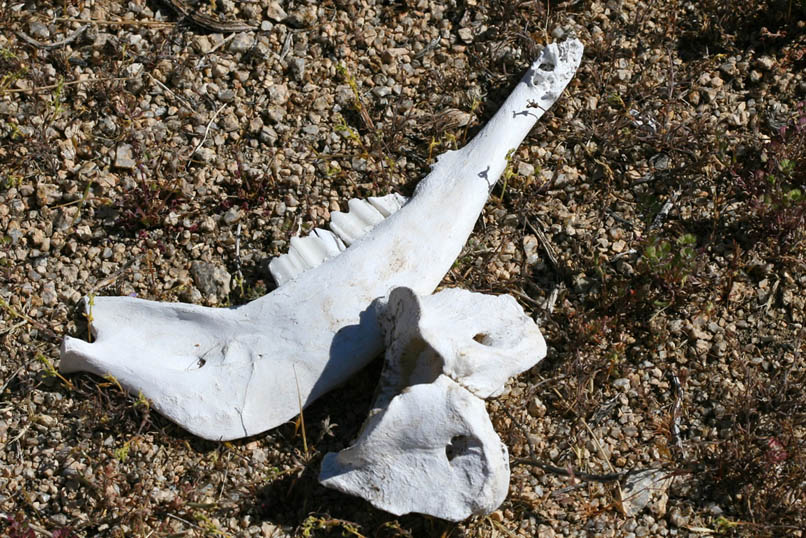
[290,236,326,267]
[285,249,309,271]
[312,228,345,257]
[368,193,406,217]
[348,198,385,226]
[329,210,366,245]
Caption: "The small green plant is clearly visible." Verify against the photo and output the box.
[641,233,698,286]
[114,442,130,462]
[732,101,805,251]
[48,77,65,122]
[193,512,228,537]
[299,515,364,538]
[497,148,517,199]
[0,50,26,95]
[36,353,75,390]
[334,113,364,152]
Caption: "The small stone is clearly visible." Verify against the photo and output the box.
[268,83,289,105]
[195,147,216,163]
[41,282,57,306]
[115,144,136,169]
[29,228,45,246]
[668,507,687,527]
[75,225,92,241]
[222,207,241,225]
[695,338,710,356]
[266,106,285,123]
[527,397,546,417]
[286,6,317,27]
[194,35,212,54]
[523,235,539,265]
[28,21,50,40]
[457,27,473,43]
[249,117,263,133]
[217,89,236,103]
[756,56,775,71]
[613,378,630,391]
[229,33,253,54]
[537,525,556,538]
[181,286,203,304]
[220,112,239,132]
[259,126,278,145]
[35,414,57,427]
[190,261,231,301]
[266,1,288,22]
[125,63,144,77]
[200,216,216,232]
[36,183,61,207]
[288,57,306,82]
[51,514,68,527]
[517,162,535,177]
[620,469,674,517]
[719,61,737,77]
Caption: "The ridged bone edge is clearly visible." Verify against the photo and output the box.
[269,192,408,286]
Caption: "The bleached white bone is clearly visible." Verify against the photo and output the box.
[376,287,547,402]
[60,39,583,441]
[320,375,510,521]
[319,286,546,520]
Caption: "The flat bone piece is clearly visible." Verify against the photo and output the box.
[319,286,546,520]
[377,287,547,402]
[60,39,583,441]
[320,376,510,521]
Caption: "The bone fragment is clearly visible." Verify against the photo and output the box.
[320,375,510,521]
[60,40,583,441]
[375,286,547,404]
[319,286,546,521]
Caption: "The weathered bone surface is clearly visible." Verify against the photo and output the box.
[320,286,546,520]
[60,39,583,441]
[375,287,547,405]
[320,375,510,521]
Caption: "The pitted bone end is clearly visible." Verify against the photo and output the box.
[319,286,546,520]
[319,376,510,522]
[380,286,547,399]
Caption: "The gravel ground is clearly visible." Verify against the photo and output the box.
[1,0,805,536]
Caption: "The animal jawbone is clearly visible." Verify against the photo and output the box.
[60,39,584,441]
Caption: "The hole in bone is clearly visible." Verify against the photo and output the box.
[186,357,207,370]
[538,61,555,72]
[445,434,477,462]
[473,333,494,346]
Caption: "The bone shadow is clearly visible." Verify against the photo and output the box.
[305,299,385,409]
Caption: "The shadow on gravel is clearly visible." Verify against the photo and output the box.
[247,357,457,535]
[677,0,806,62]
